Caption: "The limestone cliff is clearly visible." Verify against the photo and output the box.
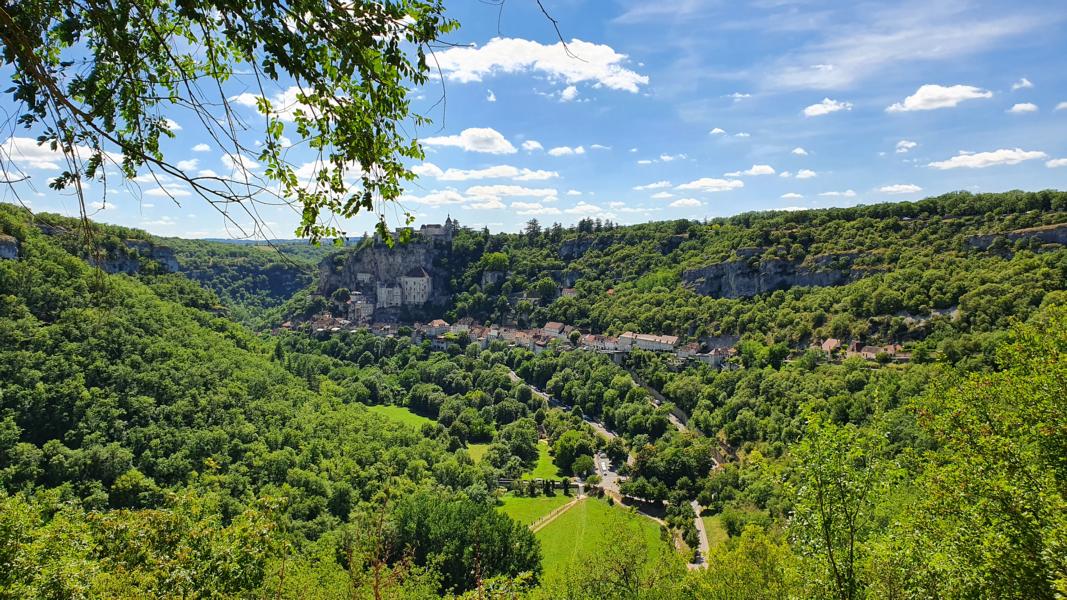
[317,239,448,306]
[966,222,1067,250]
[682,251,863,298]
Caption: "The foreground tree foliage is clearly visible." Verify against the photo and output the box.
[0,0,455,239]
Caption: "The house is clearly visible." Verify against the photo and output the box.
[347,291,375,322]
[376,283,402,309]
[542,322,566,338]
[426,319,450,337]
[618,331,637,350]
[561,287,577,298]
[859,345,883,360]
[400,267,432,305]
[821,338,842,355]
[633,333,679,352]
[677,342,702,359]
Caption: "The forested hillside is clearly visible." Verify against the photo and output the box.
[1,195,1065,598]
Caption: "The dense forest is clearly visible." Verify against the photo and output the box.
[1,194,1065,598]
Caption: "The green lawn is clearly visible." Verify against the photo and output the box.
[521,440,562,480]
[497,493,572,526]
[367,404,434,429]
[535,497,670,582]
[701,514,728,549]
[467,443,490,463]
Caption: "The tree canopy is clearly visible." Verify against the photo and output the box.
[0,0,455,240]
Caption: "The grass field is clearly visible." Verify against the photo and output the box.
[701,514,728,549]
[367,404,434,429]
[535,497,670,581]
[467,443,490,463]
[497,493,572,526]
[522,441,562,479]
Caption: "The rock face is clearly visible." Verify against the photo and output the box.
[559,236,613,260]
[967,223,1067,250]
[93,240,179,274]
[682,252,862,298]
[318,240,448,310]
[0,234,18,260]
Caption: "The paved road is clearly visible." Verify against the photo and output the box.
[623,367,690,433]
[689,499,711,569]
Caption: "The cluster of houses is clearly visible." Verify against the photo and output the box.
[815,338,911,362]
[284,316,909,367]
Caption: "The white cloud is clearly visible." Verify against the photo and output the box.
[1008,102,1038,113]
[423,127,516,154]
[819,189,857,197]
[144,185,192,198]
[433,37,649,93]
[650,191,674,199]
[413,162,558,182]
[780,192,804,199]
[468,198,505,210]
[804,98,852,117]
[927,148,1047,169]
[566,189,582,196]
[795,169,817,179]
[465,184,558,199]
[792,147,808,156]
[676,178,744,192]
[522,140,543,152]
[590,144,611,151]
[401,190,468,206]
[886,84,992,112]
[1057,102,1067,111]
[89,200,118,211]
[669,198,702,208]
[709,127,726,135]
[511,201,561,215]
[1012,77,1033,90]
[163,118,181,132]
[728,92,751,101]
[633,180,671,191]
[176,158,199,171]
[197,169,219,178]
[1044,158,1067,168]
[560,85,579,102]
[879,183,923,194]
[192,143,211,153]
[221,153,260,175]
[229,86,316,122]
[548,145,585,157]
[765,7,1037,90]
[734,132,751,138]
[0,136,122,171]
[608,201,625,208]
[637,159,653,165]
[564,201,606,215]
[725,164,775,177]
[896,140,918,153]
[486,89,497,102]
[659,153,686,162]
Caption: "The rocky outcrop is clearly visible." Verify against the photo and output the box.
[559,236,614,260]
[682,252,863,298]
[124,240,179,272]
[0,234,18,260]
[966,222,1067,250]
[318,240,448,305]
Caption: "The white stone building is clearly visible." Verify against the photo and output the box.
[400,267,432,305]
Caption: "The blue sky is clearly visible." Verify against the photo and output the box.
[2,0,1067,237]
